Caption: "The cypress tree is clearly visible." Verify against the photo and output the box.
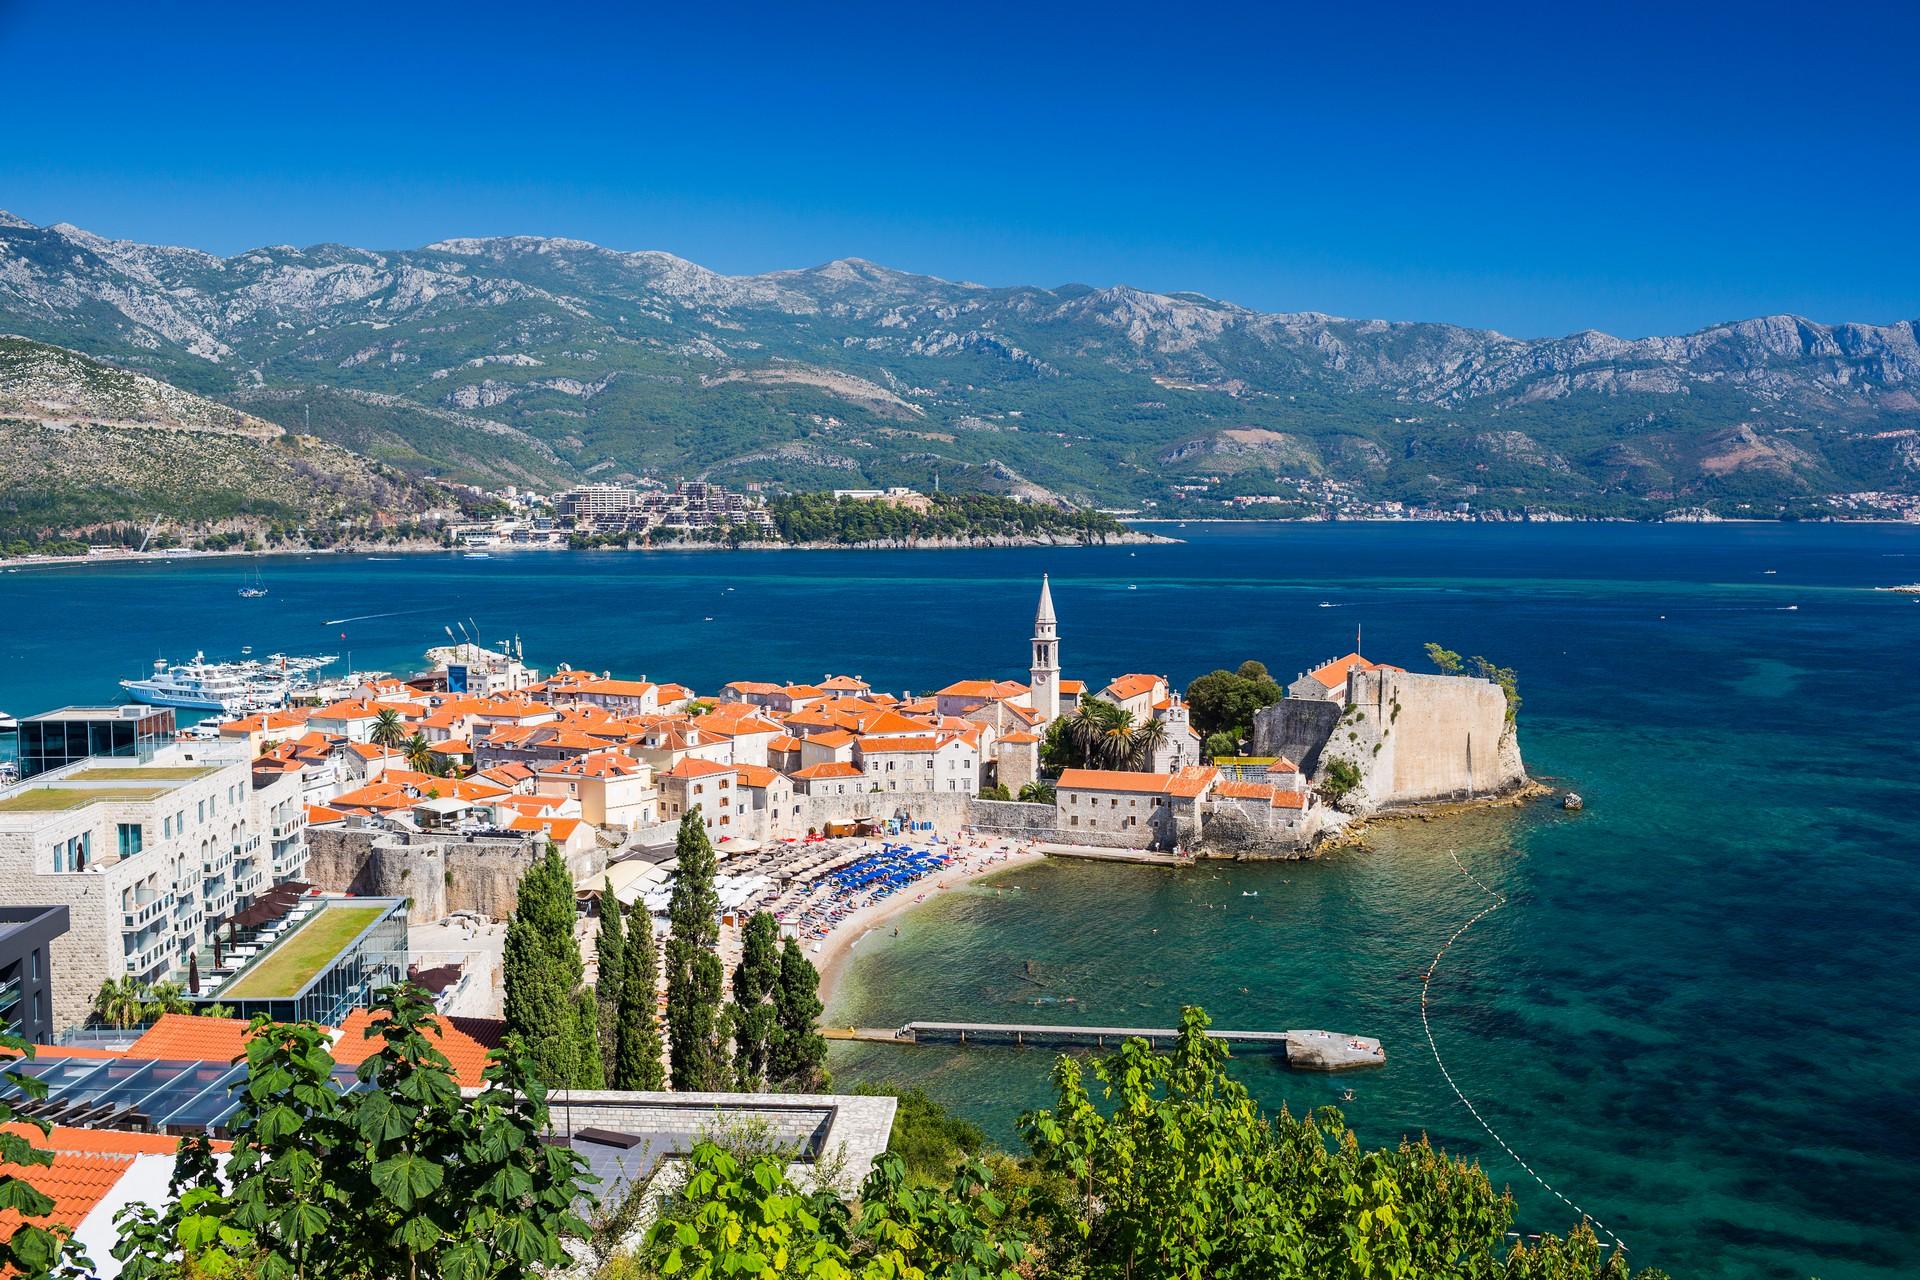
[616,903,665,1089]
[664,810,728,1091]
[503,844,585,1087]
[594,879,625,1080]
[727,911,782,1090]
[573,989,604,1088]
[770,936,828,1090]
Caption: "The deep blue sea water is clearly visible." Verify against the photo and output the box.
[3,523,1916,1279]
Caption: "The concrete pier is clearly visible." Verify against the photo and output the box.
[822,1020,1385,1069]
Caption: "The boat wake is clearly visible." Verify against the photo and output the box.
[1421,847,1626,1254]
[322,607,439,626]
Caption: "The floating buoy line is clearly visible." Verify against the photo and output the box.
[1421,846,1627,1255]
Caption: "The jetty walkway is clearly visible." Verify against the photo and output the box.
[822,1021,1384,1070]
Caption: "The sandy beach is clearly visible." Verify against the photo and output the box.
[763,835,1050,1009]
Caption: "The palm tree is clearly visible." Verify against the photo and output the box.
[404,732,435,774]
[92,976,147,1029]
[145,980,191,1016]
[370,707,407,749]
[1018,780,1056,804]
[1129,718,1168,770]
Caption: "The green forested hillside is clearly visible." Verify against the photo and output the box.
[3,215,1917,517]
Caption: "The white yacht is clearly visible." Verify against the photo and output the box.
[120,652,339,713]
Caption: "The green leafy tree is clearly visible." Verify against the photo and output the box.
[0,1034,95,1280]
[503,844,589,1087]
[727,911,782,1090]
[1471,655,1522,729]
[370,707,407,749]
[665,811,728,1091]
[1202,730,1242,761]
[616,903,665,1090]
[572,990,604,1089]
[1319,756,1364,803]
[1185,660,1284,745]
[1425,642,1464,675]
[403,732,435,774]
[594,882,625,1080]
[1013,1006,1665,1280]
[769,938,827,1091]
[122,986,597,1280]
[977,783,1013,801]
[92,975,148,1029]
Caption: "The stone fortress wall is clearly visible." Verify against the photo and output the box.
[1254,668,1525,814]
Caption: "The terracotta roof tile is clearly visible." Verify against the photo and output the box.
[125,1013,254,1063]
[332,1009,498,1087]
[0,1150,132,1241]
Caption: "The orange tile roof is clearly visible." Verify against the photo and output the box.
[1269,789,1309,810]
[540,751,645,779]
[724,680,783,695]
[733,764,782,788]
[1303,653,1404,689]
[655,683,693,703]
[781,684,825,699]
[332,1010,501,1088]
[935,678,1027,699]
[819,675,869,691]
[807,729,856,748]
[790,761,864,780]
[1103,673,1165,701]
[999,730,1042,745]
[1059,679,1085,693]
[0,1043,124,1062]
[306,804,348,824]
[767,734,803,752]
[0,1123,229,1157]
[1057,765,1217,798]
[126,1013,254,1063]
[662,758,734,779]
[0,1150,133,1242]
[857,734,966,754]
[507,816,585,841]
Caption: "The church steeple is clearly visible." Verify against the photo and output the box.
[1030,574,1060,723]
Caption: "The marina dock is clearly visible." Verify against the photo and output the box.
[823,1021,1385,1070]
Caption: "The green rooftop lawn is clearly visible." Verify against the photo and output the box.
[0,786,171,813]
[220,906,387,999]
[68,766,215,782]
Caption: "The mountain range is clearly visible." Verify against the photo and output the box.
[3,211,1917,518]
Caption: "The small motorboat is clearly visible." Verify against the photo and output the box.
[1241,890,1259,897]
[1562,793,1584,812]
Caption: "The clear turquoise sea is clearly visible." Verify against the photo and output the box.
[3,523,1915,1279]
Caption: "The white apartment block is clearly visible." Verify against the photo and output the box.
[0,744,307,1033]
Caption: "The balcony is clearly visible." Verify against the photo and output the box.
[272,847,308,878]
[126,940,170,977]
[0,977,20,1014]
[122,893,173,930]
[272,819,302,841]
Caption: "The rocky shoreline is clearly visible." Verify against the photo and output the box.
[1310,779,1556,855]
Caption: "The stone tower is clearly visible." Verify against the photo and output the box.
[1030,574,1060,723]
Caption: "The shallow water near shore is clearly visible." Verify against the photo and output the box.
[3,522,1917,1279]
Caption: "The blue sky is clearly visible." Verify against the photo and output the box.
[3,0,1915,338]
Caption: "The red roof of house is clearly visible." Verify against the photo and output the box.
[125,1013,254,1063]
[332,1010,503,1087]
[790,761,864,780]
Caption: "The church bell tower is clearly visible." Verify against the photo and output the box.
[1030,574,1060,723]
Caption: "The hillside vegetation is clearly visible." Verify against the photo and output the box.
[2,214,1917,516]
[0,336,445,550]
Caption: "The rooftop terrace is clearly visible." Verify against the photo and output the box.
[219,905,390,1000]
[0,786,173,814]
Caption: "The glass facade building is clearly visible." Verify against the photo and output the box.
[17,706,176,778]
[193,898,408,1026]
